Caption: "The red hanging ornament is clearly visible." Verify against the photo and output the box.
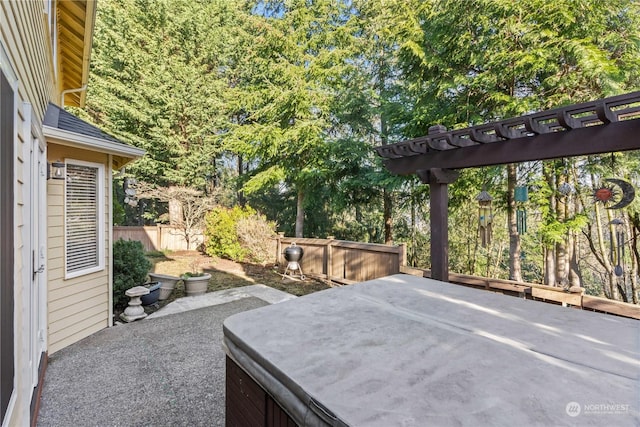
[594,178,635,209]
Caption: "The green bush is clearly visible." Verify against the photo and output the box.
[113,239,152,310]
[204,206,255,261]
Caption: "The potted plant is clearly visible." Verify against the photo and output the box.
[148,272,182,300]
[181,272,211,297]
[181,260,211,297]
[140,282,162,306]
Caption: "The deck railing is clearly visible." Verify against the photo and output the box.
[401,266,640,320]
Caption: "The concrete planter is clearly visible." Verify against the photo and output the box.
[182,273,211,297]
[148,273,182,300]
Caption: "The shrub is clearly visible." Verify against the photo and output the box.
[236,214,277,265]
[113,239,152,310]
[204,206,253,261]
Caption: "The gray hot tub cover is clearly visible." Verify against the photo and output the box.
[223,274,639,426]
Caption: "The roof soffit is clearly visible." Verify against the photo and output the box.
[57,0,97,107]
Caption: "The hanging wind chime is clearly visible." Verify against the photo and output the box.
[514,186,528,234]
[476,189,493,247]
[558,181,573,199]
[609,219,625,277]
[593,178,636,277]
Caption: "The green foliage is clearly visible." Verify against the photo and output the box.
[112,175,144,226]
[84,0,640,298]
[226,0,365,236]
[393,0,640,130]
[86,0,246,191]
[112,197,126,226]
[112,239,152,310]
[204,206,256,261]
[204,206,277,263]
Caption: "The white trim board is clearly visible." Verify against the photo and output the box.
[43,125,145,159]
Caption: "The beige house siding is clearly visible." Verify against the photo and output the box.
[46,144,111,355]
[1,1,55,119]
[2,1,133,425]
[1,0,55,425]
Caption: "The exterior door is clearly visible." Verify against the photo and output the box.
[29,133,47,391]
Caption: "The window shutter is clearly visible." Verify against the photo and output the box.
[66,164,99,273]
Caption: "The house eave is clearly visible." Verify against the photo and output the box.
[43,125,145,166]
[57,0,98,107]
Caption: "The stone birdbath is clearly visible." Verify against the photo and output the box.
[120,286,150,322]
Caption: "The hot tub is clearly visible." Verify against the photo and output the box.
[223,275,639,426]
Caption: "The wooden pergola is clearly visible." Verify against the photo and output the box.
[375,91,640,282]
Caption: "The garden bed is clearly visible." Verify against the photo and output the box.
[129,251,331,319]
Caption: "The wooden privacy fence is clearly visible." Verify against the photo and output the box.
[113,225,204,251]
[276,237,406,284]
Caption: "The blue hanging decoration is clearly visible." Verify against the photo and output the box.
[515,186,528,235]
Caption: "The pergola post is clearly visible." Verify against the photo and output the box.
[418,168,459,282]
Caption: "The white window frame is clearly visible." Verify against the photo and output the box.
[64,159,105,279]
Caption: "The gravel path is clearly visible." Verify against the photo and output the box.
[37,297,268,427]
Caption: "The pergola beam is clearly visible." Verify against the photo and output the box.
[384,118,640,174]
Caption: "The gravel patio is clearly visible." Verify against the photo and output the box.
[37,286,295,426]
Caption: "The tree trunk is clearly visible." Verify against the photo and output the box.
[594,199,619,300]
[629,213,639,303]
[381,118,392,244]
[555,169,568,287]
[206,157,218,195]
[470,213,479,275]
[237,155,246,208]
[379,53,392,245]
[507,164,522,281]
[168,191,183,226]
[383,190,392,244]
[544,247,555,285]
[568,232,582,288]
[410,193,416,266]
[295,187,305,238]
[542,162,555,285]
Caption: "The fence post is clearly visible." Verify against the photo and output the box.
[157,224,162,251]
[276,233,284,265]
[326,237,334,282]
[399,243,407,268]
